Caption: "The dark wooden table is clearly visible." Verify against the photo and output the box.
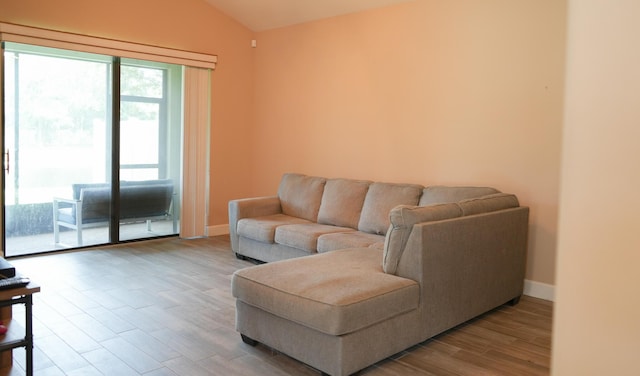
[0,282,40,376]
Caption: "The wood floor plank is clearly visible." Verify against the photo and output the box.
[81,347,139,375]
[118,329,181,363]
[34,335,91,373]
[4,236,553,375]
[397,345,490,376]
[60,312,118,343]
[101,337,163,373]
[452,349,548,376]
[363,360,439,376]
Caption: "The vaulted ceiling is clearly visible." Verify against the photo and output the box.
[204,0,417,32]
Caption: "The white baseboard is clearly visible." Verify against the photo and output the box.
[524,279,555,302]
[206,224,230,237]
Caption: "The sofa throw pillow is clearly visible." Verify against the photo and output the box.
[358,182,423,235]
[419,186,500,206]
[383,203,463,275]
[278,173,326,222]
[317,178,371,229]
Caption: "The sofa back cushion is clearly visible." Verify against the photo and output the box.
[317,178,371,229]
[358,182,423,235]
[72,182,109,200]
[457,193,520,216]
[120,183,173,219]
[278,173,326,221]
[383,203,463,274]
[419,186,500,206]
[383,192,521,275]
[78,186,111,222]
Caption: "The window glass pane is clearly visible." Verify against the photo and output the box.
[120,169,159,181]
[3,43,111,205]
[119,59,182,242]
[3,42,113,254]
[120,101,160,165]
[121,65,163,98]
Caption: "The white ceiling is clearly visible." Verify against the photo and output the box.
[204,0,416,32]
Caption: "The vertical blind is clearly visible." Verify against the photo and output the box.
[182,67,211,238]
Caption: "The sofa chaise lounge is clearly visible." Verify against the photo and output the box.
[229,173,529,376]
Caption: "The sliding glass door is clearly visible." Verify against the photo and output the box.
[118,60,182,242]
[2,43,182,256]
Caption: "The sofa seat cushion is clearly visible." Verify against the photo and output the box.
[275,223,354,253]
[317,231,385,253]
[237,214,311,243]
[231,248,419,336]
[369,241,385,250]
[57,208,76,224]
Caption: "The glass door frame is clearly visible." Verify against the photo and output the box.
[1,44,183,256]
[0,22,214,258]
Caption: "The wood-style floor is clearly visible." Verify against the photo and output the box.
[4,236,552,375]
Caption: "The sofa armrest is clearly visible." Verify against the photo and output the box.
[53,197,79,206]
[53,196,80,215]
[228,195,282,252]
[383,203,463,274]
[53,197,82,227]
[395,207,529,338]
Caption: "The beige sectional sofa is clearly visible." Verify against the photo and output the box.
[229,173,529,376]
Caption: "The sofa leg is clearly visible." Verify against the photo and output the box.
[508,295,521,306]
[235,253,247,260]
[240,334,258,346]
[77,227,83,246]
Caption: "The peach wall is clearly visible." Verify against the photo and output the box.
[0,0,256,228]
[552,0,640,374]
[252,0,566,285]
[2,0,566,286]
